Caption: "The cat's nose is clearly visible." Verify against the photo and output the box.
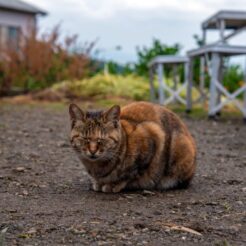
[89,149,97,155]
[89,143,98,155]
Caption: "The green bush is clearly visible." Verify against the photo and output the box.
[52,73,150,100]
[223,64,244,93]
[135,39,181,77]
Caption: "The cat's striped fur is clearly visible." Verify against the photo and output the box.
[69,101,196,193]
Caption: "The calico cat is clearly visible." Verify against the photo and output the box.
[69,101,196,193]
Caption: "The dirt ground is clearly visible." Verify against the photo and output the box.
[0,103,245,246]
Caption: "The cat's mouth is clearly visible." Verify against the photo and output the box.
[89,155,97,160]
[86,154,100,161]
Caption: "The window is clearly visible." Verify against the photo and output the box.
[8,26,20,50]
[0,25,6,49]
[0,25,20,50]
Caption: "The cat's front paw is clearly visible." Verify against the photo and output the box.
[101,184,112,193]
[112,181,127,193]
[102,181,127,193]
[92,182,101,192]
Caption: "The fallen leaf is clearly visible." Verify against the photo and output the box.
[18,234,31,239]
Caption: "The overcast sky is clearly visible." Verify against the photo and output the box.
[26,0,246,64]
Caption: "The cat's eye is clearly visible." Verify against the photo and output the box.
[83,137,90,143]
[97,139,102,144]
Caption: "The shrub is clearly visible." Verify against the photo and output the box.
[52,73,150,101]
[0,25,95,95]
[223,64,244,93]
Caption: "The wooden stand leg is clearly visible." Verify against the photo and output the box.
[186,59,192,113]
[149,67,156,102]
[157,64,165,104]
[243,64,246,122]
[216,56,224,116]
[173,65,178,103]
[209,53,220,118]
[200,56,205,105]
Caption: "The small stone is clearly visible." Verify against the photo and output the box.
[14,167,26,172]
[143,190,155,195]
[98,241,107,246]
[57,141,69,147]
[27,227,37,234]
[124,195,134,199]
[229,224,241,232]
[22,190,28,196]
[39,184,47,188]
[153,211,162,215]
[43,128,53,132]
[1,228,8,234]
[236,201,243,206]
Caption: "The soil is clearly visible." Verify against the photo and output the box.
[0,103,245,246]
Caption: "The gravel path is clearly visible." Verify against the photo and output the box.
[0,104,245,245]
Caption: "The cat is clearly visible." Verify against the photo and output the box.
[69,101,196,193]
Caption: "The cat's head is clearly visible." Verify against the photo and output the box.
[69,103,121,162]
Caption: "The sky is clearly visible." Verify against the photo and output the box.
[26,0,246,64]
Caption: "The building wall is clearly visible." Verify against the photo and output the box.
[0,9,36,48]
[0,9,36,35]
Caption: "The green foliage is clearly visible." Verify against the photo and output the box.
[135,39,181,76]
[91,60,134,76]
[52,73,150,100]
[223,64,244,93]
[106,61,134,75]
[193,34,205,47]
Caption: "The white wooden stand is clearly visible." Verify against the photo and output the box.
[187,44,246,119]
[148,55,189,105]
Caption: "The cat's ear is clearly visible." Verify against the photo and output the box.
[69,104,85,126]
[104,105,120,123]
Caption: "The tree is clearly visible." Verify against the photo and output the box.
[193,34,204,47]
[135,39,181,76]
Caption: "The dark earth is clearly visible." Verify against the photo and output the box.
[0,103,245,246]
